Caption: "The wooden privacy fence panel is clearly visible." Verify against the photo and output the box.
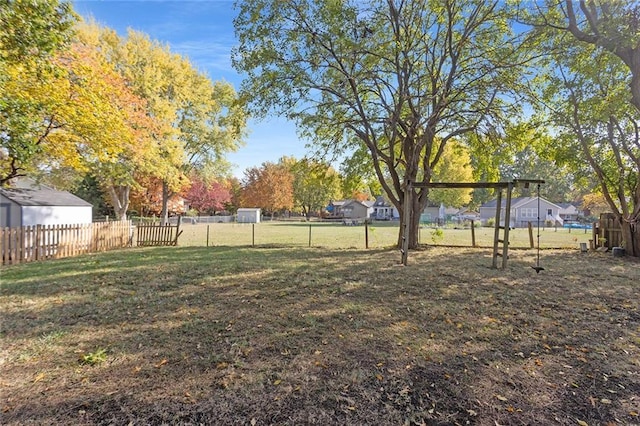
[1,221,133,266]
[597,213,623,249]
[136,220,182,247]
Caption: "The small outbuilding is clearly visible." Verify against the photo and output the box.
[0,179,93,227]
[236,208,261,223]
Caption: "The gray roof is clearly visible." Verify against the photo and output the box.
[481,196,562,210]
[481,197,532,208]
[0,184,92,207]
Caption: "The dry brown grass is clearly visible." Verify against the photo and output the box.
[1,246,639,425]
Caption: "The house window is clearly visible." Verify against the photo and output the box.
[547,208,553,216]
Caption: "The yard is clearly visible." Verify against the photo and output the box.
[176,221,593,249]
[1,245,638,425]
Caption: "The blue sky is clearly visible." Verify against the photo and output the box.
[72,0,308,179]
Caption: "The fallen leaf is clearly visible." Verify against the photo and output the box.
[496,395,508,402]
[577,421,588,426]
[600,398,611,404]
[273,379,281,385]
[33,373,45,383]
[629,411,638,417]
[375,374,383,381]
[154,359,168,368]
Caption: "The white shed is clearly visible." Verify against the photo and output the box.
[236,208,261,223]
[0,179,93,227]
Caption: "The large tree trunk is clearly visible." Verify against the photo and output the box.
[396,187,426,249]
[107,185,130,220]
[619,216,640,257]
[161,181,170,225]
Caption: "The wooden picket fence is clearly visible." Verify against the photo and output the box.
[136,219,182,247]
[1,221,133,266]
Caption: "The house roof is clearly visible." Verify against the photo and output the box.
[481,196,562,210]
[557,203,579,212]
[374,195,390,207]
[342,199,374,208]
[0,181,92,207]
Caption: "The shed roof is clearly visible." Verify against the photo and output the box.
[0,182,92,207]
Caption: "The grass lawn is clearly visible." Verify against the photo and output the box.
[177,221,593,249]
[1,246,638,425]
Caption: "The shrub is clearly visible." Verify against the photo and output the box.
[431,228,444,244]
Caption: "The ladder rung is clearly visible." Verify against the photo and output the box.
[496,252,503,257]
[497,239,509,244]
[498,226,506,229]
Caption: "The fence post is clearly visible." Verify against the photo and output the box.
[528,222,534,249]
[308,224,312,247]
[365,220,369,249]
[471,220,476,247]
[207,225,210,247]
[252,223,255,247]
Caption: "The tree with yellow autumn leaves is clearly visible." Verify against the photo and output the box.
[1,2,246,221]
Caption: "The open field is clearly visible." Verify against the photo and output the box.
[177,221,593,249]
[1,245,638,425]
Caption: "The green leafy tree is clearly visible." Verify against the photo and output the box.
[527,2,640,256]
[0,0,76,64]
[340,147,383,200]
[539,1,640,111]
[233,0,533,248]
[292,158,342,219]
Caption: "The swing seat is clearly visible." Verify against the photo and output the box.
[531,266,545,274]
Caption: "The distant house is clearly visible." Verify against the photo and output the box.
[0,179,92,228]
[557,203,580,223]
[421,202,459,224]
[479,196,563,228]
[328,199,374,219]
[371,196,465,223]
[342,199,374,219]
[237,208,261,223]
[372,196,399,220]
